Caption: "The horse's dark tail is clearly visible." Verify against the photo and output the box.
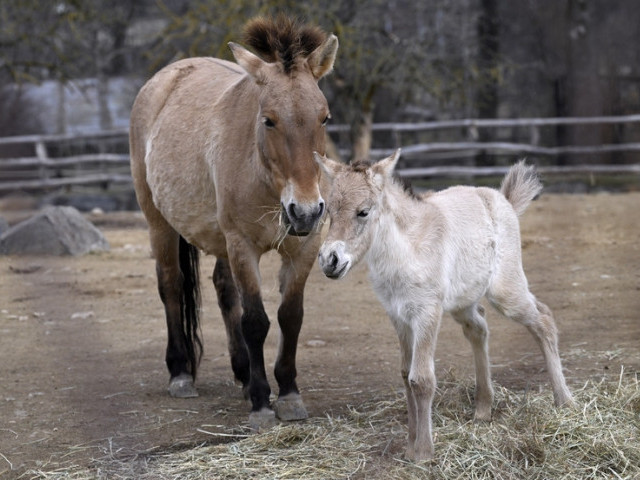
[179,236,203,380]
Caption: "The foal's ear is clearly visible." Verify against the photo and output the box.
[229,42,267,82]
[371,148,401,183]
[308,34,339,80]
[314,151,343,181]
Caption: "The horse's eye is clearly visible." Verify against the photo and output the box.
[357,208,369,218]
[262,117,275,128]
[322,114,331,126]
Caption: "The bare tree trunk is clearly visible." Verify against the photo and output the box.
[324,132,342,163]
[56,81,66,134]
[97,73,112,131]
[475,0,499,166]
[350,107,373,163]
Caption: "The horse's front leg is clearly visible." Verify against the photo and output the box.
[226,238,275,431]
[272,249,316,421]
[213,258,250,395]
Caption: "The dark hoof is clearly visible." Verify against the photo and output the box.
[168,373,198,398]
[273,393,308,421]
[248,408,278,432]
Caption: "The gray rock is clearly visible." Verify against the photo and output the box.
[0,217,9,236]
[0,206,109,256]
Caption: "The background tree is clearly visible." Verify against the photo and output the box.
[149,0,483,162]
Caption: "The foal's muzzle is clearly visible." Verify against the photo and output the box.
[281,201,325,236]
[318,242,351,279]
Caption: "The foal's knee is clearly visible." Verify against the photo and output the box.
[408,371,436,398]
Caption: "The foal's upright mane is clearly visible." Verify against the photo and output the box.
[243,15,327,74]
[350,160,421,200]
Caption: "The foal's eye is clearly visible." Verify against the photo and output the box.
[262,117,275,128]
[321,114,331,126]
[357,208,369,218]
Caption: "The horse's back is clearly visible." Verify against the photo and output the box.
[131,57,243,145]
[130,57,248,254]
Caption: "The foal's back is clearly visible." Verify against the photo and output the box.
[418,185,523,311]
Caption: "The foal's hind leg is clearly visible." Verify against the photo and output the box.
[488,269,573,407]
[213,258,250,395]
[451,304,494,421]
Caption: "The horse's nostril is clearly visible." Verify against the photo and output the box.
[288,203,298,220]
[318,201,325,217]
[330,252,338,268]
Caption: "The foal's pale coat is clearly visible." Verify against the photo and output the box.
[317,151,573,461]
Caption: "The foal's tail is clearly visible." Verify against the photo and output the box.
[500,160,543,216]
[179,236,203,379]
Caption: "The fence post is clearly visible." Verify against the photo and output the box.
[530,125,540,146]
[35,141,49,180]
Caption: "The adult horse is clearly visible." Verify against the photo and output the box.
[129,15,338,429]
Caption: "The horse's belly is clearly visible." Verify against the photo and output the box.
[146,152,226,256]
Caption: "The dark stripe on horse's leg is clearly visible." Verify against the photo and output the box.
[274,294,304,396]
[241,294,272,412]
[178,236,202,379]
[213,258,250,390]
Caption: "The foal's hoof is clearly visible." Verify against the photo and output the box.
[168,373,198,398]
[406,447,434,463]
[274,393,308,421]
[248,408,278,432]
[474,407,492,422]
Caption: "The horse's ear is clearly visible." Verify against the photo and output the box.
[308,34,339,80]
[229,42,267,81]
[314,151,343,181]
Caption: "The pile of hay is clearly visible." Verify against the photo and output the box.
[29,369,639,479]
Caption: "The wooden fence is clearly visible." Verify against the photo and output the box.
[1,115,639,194]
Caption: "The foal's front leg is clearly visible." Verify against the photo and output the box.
[407,307,442,462]
[399,335,418,459]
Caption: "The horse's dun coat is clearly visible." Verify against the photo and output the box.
[316,151,573,461]
[130,15,338,430]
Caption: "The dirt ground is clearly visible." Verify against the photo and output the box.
[1,193,639,478]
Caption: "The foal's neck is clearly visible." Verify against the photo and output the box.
[380,181,424,230]
[368,182,425,261]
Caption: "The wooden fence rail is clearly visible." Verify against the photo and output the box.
[0,115,639,194]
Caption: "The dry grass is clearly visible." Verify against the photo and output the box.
[26,368,639,480]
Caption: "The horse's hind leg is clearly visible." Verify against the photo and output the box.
[488,266,573,407]
[213,258,250,394]
[451,304,494,421]
[150,223,201,398]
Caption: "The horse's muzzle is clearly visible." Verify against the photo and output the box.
[281,201,324,236]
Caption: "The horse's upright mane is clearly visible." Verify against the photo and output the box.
[243,15,327,74]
